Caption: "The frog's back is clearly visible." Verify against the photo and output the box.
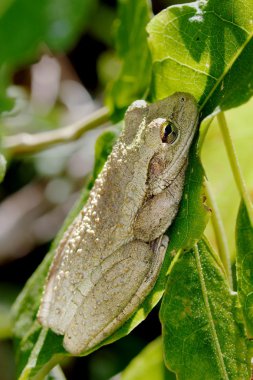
[84,138,151,246]
[38,134,153,334]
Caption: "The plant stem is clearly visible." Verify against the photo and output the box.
[3,106,110,155]
[198,115,214,152]
[204,179,232,288]
[217,112,253,227]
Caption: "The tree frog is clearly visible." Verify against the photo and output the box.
[38,92,198,355]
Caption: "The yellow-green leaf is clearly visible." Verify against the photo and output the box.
[120,337,176,380]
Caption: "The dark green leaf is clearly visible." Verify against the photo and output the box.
[107,0,152,120]
[0,64,14,113]
[236,200,253,338]
[147,0,253,119]
[160,238,250,380]
[12,131,117,379]
[0,283,19,339]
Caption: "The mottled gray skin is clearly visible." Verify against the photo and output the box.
[38,92,198,355]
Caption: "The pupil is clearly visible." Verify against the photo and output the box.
[165,123,173,135]
[162,123,173,142]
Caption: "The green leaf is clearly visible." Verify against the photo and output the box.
[120,337,176,380]
[0,283,19,339]
[0,64,14,113]
[0,0,96,66]
[236,200,253,338]
[147,0,253,119]
[107,0,152,120]
[12,256,67,379]
[12,131,117,379]
[100,137,210,349]
[160,238,250,380]
[0,153,6,183]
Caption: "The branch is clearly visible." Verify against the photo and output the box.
[3,107,110,155]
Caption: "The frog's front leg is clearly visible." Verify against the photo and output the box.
[63,237,167,355]
[133,165,186,242]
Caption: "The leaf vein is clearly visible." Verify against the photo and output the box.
[154,56,218,80]
[200,32,253,111]
[205,10,251,35]
[194,243,229,380]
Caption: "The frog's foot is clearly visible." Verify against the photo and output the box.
[150,235,169,256]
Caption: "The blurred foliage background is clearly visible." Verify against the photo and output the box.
[0,0,252,379]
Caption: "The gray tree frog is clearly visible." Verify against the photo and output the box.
[38,92,198,355]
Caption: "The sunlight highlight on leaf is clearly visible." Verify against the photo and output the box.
[147,0,253,118]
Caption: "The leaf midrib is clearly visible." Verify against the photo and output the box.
[194,243,229,380]
[200,32,253,112]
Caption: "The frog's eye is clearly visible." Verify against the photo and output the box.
[160,121,178,144]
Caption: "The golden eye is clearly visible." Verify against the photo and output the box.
[160,121,178,144]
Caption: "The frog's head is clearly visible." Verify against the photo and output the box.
[121,93,198,188]
[144,92,199,193]
[121,99,149,145]
[146,92,198,147]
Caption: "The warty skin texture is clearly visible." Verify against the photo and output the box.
[38,92,198,355]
